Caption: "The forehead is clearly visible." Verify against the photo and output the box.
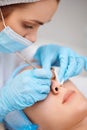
[15,0,58,23]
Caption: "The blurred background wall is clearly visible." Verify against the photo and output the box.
[37,0,87,55]
[23,0,87,97]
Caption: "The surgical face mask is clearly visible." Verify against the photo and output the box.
[0,9,33,53]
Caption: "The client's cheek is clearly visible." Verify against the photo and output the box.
[75,98,87,115]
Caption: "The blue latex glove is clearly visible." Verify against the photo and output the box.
[15,125,38,130]
[4,110,38,130]
[34,44,85,82]
[0,64,52,122]
[84,57,87,71]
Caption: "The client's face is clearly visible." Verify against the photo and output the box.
[23,67,87,130]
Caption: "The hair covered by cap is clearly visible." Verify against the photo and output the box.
[0,0,40,6]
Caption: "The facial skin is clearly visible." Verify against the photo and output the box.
[22,66,87,130]
[0,0,58,43]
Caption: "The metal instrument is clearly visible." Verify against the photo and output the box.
[16,52,36,68]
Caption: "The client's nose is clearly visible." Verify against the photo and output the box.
[51,80,60,94]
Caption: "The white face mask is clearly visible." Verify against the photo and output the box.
[0,9,33,53]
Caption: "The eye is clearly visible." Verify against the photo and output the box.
[24,24,34,29]
[22,22,34,29]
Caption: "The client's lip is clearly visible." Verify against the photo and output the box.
[62,90,75,104]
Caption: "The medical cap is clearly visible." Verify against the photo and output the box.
[0,0,40,6]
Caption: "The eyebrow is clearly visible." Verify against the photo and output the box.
[29,19,51,25]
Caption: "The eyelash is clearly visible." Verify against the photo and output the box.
[23,24,34,29]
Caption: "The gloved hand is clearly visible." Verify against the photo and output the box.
[0,64,52,122]
[4,110,38,130]
[15,124,38,130]
[84,57,87,71]
[34,44,85,82]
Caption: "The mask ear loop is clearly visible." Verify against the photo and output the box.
[0,8,6,28]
